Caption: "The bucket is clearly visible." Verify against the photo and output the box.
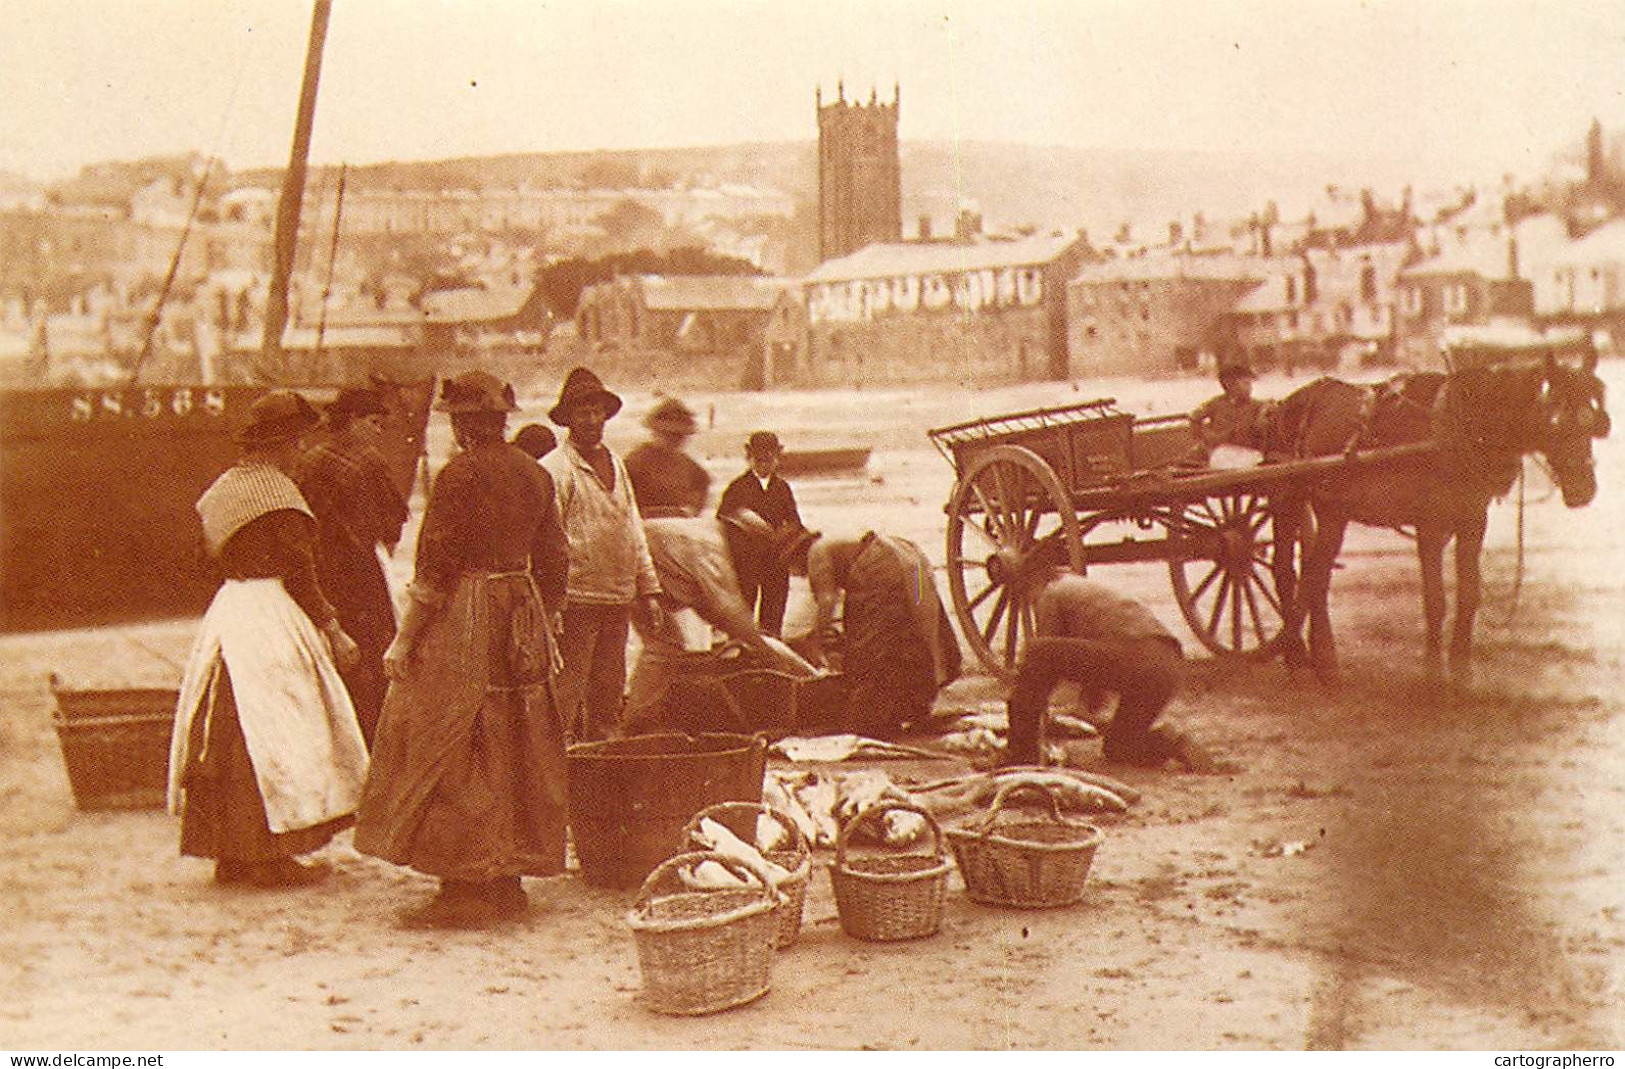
[567,732,767,890]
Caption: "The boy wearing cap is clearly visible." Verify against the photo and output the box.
[624,396,711,519]
[167,391,366,889]
[541,367,664,742]
[1191,363,1269,456]
[716,430,802,636]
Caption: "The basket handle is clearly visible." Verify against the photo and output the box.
[835,799,945,870]
[684,801,810,861]
[634,849,779,913]
[976,780,1069,837]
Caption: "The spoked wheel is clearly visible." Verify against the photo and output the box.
[1166,491,1286,659]
[945,445,1083,679]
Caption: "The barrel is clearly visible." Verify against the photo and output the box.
[566,732,767,889]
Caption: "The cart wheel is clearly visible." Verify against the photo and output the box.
[946,445,1083,679]
[1166,492,1285,659]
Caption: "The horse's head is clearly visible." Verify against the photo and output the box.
[1540,353,1609,508]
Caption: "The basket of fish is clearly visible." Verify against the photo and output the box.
[626,850,781,1016]
[829,800,953,942]
[946,781,1104,909]
[683,801,811,949]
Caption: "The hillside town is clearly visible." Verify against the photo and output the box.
[4,88,1624,396]
[5,0,1625,1047]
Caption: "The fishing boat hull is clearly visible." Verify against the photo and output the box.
[1,377,431,632]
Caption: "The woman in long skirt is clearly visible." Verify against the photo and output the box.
[167,391,368,889]
[354,370,570,929]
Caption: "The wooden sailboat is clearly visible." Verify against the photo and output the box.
[1,1,433,632]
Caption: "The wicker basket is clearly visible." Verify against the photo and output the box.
[946,781,1103,909]
[626,850,781,1015]
[682,801,811,949]
[50,681,178,811]
[829,800,952,942]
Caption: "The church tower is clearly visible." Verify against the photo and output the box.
[817,81,902,262]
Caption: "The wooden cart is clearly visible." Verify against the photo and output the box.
[928,397,1431,677]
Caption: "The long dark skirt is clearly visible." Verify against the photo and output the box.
[179,666,351,864]
[355,572,567,881]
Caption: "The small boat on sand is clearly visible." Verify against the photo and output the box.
[777,447,871,477]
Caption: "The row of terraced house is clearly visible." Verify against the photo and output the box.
[575,200,1625,390]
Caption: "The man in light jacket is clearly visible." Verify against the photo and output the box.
[542,367,663,742]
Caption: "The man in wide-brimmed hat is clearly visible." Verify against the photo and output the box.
[295,386,408,746]
[716,429,802,636]
[167,390,367,890]
[624,395,711,520]
[540,367,663,742]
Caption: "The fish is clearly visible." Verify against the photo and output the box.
[694,817,793,885]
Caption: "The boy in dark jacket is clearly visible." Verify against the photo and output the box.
[716,430,801,636]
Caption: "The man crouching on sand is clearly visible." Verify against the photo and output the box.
[1005,567,1193,769]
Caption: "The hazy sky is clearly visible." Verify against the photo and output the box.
[3,0,1623,182]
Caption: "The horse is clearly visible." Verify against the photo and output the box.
[1262,349,1609,684]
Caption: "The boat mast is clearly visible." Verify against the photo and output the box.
[257,0,333,382]
[313,162,348,364]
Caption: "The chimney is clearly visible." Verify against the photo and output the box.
[1508,234,1520,279]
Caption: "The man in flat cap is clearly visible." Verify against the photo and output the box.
[296,387,408,746]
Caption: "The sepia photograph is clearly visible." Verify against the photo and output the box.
[1,0,1622,1052]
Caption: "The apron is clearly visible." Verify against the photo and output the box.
[167,579,369,834]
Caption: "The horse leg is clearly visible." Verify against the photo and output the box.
[1416,523,1448,680]
[1271,496,1308,672]
[1449,508,1488,684]
[1303,506,1348,686]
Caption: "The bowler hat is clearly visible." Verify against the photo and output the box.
[548,366,622,425]
[235,390,320,446]
[645,397,698,435]
[745,430,784,458]
[435,370,519,414]
[327,387,387,421]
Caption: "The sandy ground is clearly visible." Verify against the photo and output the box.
[2,368,1623,1051]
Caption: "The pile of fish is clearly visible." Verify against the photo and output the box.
[905,765,1140,824]
[930,705,1099,764]
[763,763,1141,850]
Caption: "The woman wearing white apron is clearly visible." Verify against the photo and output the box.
[167,391,369,888]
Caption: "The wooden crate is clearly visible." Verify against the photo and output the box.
[51,684,177,810]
